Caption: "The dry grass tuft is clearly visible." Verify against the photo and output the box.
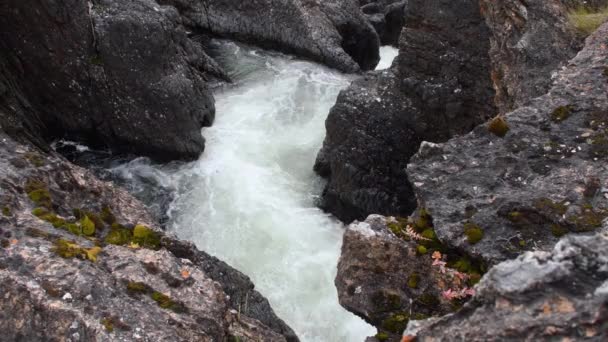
[568,6,608,35]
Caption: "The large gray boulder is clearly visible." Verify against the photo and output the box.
[405,229,608,341]
[162,0,381,72]
[0,0,221,161]
[315,0,496,223]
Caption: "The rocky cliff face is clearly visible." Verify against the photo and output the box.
[408,21,608,264]
[315,0,595,223]
[0,131,297,341]
[315,0,496,223]
[335,14,608,342]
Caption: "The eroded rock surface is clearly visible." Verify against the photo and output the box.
[161,0,381,72]
[408,23,608,264]
[0,133,297,341]
[405,229,608,341]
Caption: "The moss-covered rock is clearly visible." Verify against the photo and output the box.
[105,225,133,245]
[25,179,52,209]
[487,116,510,137]
[132,225,161,250]
[464,223,484,244]
[80,215,96,236]
[380,312,409,334]
[551,105,573,122]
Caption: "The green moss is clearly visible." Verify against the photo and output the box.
[101,318,114,332]
[551,224,569,237]
[24,152,45,167]
[52,239,101,262]
[39,213,66,228]
[551,105,573,123]
[421,229,436,240]
[418,292,440,307]
[132,225,161,249]
[32,207,49,217]
[604,67,608,77]
[407,273,420,289]
[464,223,484,244]
[105,225,133,245]
[381,313,409,334]
[66,223,82,235]
[375,332,389,341]
[589,134,608,158]
[416,245,428,255]
[126,281,149,295]
[90,54,103,65]
[534,198,568,216]
[2,206,10,217]
[567,207,607,232]
[150,291,186,313]
[411,313,429,320]
[25,179,52,209]
[81,215,96,236]
[101,206,116,224]
[452,257,472,273]
[487,116,510,137]
[387,222,403,236]
[1,239,9,248]
[413,208,432,232]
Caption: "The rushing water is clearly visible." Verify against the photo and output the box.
[110,43,398,341]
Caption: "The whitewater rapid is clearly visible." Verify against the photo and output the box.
[113,43,398,341]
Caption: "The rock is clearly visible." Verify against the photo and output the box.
[480,0,583,113]
[336,215,480,340]
[0,132,297,341]
[315,0,496,223]
[0,0,221,161]
[162,0,381,72]
[408,22,608,264]
[358,0,406,46]
[404,229,608,341]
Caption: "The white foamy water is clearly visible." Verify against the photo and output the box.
[115,44,398,341]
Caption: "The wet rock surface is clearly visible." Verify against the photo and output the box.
[0,133,297,341]
[315,0,496,223]
[408,23,608,264]
[0,0,219,162]
[160,0,381,72]
[358,0,406,46]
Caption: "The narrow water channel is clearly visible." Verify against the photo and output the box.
[115,42,398,341]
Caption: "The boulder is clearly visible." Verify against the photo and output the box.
[408,22,608,264]
[160,0,381,72]
[336,215,482,340]
[404,229,608,341]
[0,0,221,161]
[0,131,297,341]
[315,0,496,223]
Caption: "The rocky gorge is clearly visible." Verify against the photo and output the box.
[1,0,608,341]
